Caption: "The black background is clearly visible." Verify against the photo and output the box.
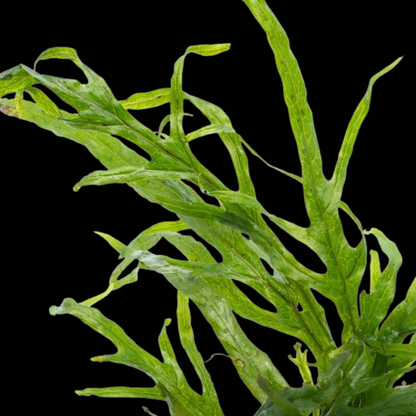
[2,2,413,415]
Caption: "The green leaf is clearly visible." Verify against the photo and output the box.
[121,228,289,400]
[378,277,416,344]
[24,86,63,117]
[183,91,259,200]
[95,231,126,254]
[75,386,164,400]
[2,2,412,414]
[177,291,222,415]
[49,298,217,415]
[120,88,171,110]
[49,298,166,378]
[185,124,235,142]
[365,340,416,359]
[332,384,416,415]
[330,344,375,408]
[331,57,403,200]
[257,379,303,416]
[169,43,232,177]
[288,342,313,384]
[34,46,82,68]
[241,0,369,345]
[241,0,326,212]
[258,348,352,414]
[1,51,337,369]
[81,283,115,307]
[0,98,147,170]
[73,165,196,191]
[358,228,403,339]
[369,250,382,292]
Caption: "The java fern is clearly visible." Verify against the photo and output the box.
[0,0,414,415]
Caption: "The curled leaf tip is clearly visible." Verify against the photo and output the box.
[73,185,81,192]
[49,298,75,315]
[49,305,60,316]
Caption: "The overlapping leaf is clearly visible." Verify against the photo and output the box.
[1,0,413,414]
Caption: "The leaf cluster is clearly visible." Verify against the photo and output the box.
[0,0,414,414]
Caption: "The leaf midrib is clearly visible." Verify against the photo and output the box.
[257,1,356,334]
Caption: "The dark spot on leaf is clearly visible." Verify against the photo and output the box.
[0,105,19,118]
[156,95,162,99]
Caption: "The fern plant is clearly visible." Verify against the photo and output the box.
[1,0,414,414]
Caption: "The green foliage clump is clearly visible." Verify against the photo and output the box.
[0,0,414,414]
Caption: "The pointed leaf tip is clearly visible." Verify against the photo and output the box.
[187,43,231,57]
